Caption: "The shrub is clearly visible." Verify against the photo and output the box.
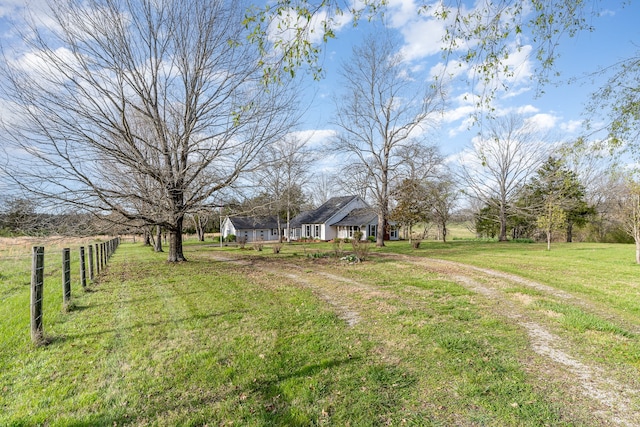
[272,243,282,254]
[511,238,534,243]
[332,238,345,257]
[367,235,375,243]
[226,234,236,242]
[412,240,421,249]
[236,235,247,249]
[307,252,329,258]
[351,235,370,261]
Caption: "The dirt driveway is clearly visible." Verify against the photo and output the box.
[209,251,640,426]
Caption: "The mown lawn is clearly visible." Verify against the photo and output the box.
[385,240,640,317]
[2,238,639,425]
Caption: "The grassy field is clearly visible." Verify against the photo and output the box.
[1,237,640,425]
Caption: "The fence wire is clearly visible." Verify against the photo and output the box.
[0,237,121,345]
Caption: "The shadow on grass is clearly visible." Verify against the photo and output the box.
[46,309,247,344]
[79,289,212,309]
[249,356,364,425]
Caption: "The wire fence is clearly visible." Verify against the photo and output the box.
[1,237,122,346]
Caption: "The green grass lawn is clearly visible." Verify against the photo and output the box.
[2,239,639,425]
[385,239,640,316]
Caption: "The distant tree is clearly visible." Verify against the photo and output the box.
[615,179,640,264]
[457,114,549,241]
[427,176,459,243]
[526,157,594,242]
[474,203,500,239]
[332,30,442,247]
[1,198,37,235]
[309,173,336,208]
[390,178,431,242]
[255,135,313,242]
[537,200,566,251]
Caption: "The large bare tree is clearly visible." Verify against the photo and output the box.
[332,30,442,247]
[456,114,549,241]
[0,0,299,261]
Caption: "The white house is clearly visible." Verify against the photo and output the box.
[221,196,399,243]
[221,215,282,242]
[332,207,383,240]
[290,195,368,240]
[290,196,398,241]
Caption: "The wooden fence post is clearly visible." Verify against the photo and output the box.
[95,243,100,274]
[88,244,94,281]
[80,246,87,289]
[62,248,71,310]
[31,246,45,345]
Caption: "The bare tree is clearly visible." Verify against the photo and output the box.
[254,134,313,242]
[614,178,640,264]
[456,114,549,241]
[0,0,299,261]
[396,143,443,182]
[332,30,442,246]
[309,173,337,208]
[427,175,459,243]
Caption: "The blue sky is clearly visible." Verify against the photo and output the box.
[285,1,640,159]
[1,0,638,160]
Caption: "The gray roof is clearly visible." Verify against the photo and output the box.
[330,207,377,226]
[290,196,359,226]
[228,215,280,230]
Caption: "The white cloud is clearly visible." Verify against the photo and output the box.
[560,120,582,133]
[398,18,448,61]
[525,113,558,131]
[288,129,337,148]
[429,59,469,83]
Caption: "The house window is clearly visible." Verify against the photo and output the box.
[305,225,311,237]
[314,224,320,238]
[390,227,398,239]
[369,225,377,238]
[347,226,360,238]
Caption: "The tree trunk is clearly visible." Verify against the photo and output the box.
[376,212,385,247]
[566,221,573,243]
[143,228,151,246]
[154,225,163,252]
[442,222,447,243]
[547,230,551,251]
[636,239,640,265]
[499,203,508,241]
[168,220,186,262]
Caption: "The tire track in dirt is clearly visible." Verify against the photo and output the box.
[383,253,640,427]
[209,255,364,327]
[208,252,640,426]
